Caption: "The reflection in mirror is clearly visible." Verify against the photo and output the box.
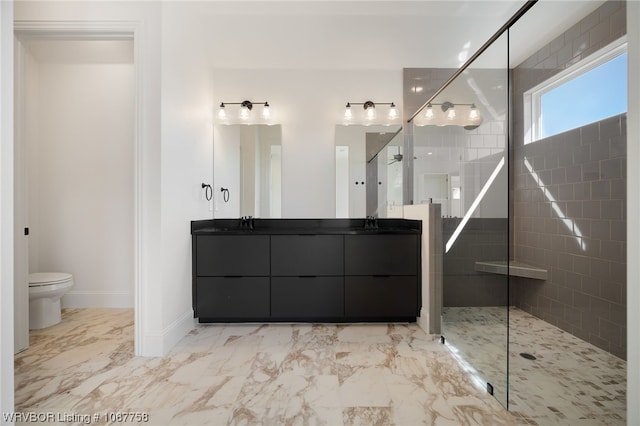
[334,125,402,218]
[213,124,282,218]
[411,68,509,218]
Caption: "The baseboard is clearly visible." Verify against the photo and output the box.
[417,307,429,334]
[62,291,133,308]
[139,309,196,357]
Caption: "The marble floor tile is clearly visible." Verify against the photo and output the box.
[442,306,627,426]
[21,307,627,425]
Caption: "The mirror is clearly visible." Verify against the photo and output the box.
[213,124,282,218]
[412,125,460,217]
[335,125,403,218]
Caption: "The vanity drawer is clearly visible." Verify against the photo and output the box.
[271,276,344,318]
[345,276,418,318]
[271,235,344,276]
[344,234,418,276]
[196,277,270,319]
[196,235,270,277]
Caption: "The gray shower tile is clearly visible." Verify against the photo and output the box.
[544,154,559,170]
[589,333,611,354]
[589,20,611,48]
[549,33,565,53]
[580,8,600,33]
[610,220,626,241]
[610,7,626,37]
[610,176,627,203]
[582,161,601,181]
[581,275,600,297]
[557,252,574,272]
[591,180,611,200]
[566,201,583,218]
[573,219,591,237]
[566,164,583,183]
[589,295,611,318]
[590,258,611,280]
[591,140,611,161]
[601,240,624,262]
[564,304,583,327]
[601,199,623,220]
[565,271,584,291]
[600,280,624,305]
[583,200,601,219]
[600,115,622,136]
[574,181,590,200]
[591,220,611,240]
[581,122,600,145]
[573,144,591,164]
[573,255,591,275]
[552,168,567,185]
[602,158,622,179]
[573,291,590,310]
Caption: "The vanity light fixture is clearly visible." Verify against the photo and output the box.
[419,101,482,129]
[217,100,272,122]
[343,101,399,122]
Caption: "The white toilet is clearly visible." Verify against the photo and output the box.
[28,272,74,329]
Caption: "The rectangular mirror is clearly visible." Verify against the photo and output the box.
[213,124,282,218]
[335,125,403,218]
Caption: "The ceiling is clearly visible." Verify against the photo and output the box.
[18,1,606,70]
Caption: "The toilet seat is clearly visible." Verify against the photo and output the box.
[29,272,73,287]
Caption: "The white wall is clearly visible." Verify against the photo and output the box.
[26,60,134,308]
[160,2,214,351]
[212,69,403,218]
[1,0,15,420]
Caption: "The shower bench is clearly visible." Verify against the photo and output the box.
[474,260,547,280]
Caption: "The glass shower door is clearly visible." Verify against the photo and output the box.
[412,32,510,408]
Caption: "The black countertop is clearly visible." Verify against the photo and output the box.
[191,218,422,235]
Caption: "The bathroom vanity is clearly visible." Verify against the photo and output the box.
[191,218,421,323]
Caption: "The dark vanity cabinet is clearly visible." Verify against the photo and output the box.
[345,235,419,319]
[191,219,421,323]
[271,235,344,319]
[194,235,270,319]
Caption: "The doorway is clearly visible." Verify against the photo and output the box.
[13,25,141,354]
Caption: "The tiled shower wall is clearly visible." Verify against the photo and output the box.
[511,0,626,359]
[442,218,508,307]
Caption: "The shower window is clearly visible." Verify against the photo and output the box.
[524,37,627,144]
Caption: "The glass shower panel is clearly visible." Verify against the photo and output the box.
[413,32,510,408]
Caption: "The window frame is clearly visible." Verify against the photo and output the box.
[524,36,627,144]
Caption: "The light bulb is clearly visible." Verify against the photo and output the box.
[365,106,376,120]
[262,102,270,119]
[240,105,250,120]
[447,106,456,120]
[344,103,353,120]
[425,104,434,120]
[388,103,398,119]
[469,104,479,120]
[218,103,226,119]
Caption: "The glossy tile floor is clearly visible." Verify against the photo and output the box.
[15,309,517,425]
[442,307,627,425]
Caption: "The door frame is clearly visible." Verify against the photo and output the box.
[13,20,144,354]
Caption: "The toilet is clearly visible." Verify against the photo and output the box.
[28,272,74,329]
